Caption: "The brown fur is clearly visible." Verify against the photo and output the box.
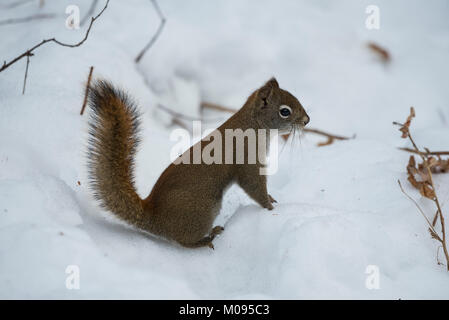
[87,78,309,248]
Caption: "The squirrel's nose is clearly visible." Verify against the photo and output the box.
[302,115,310,125]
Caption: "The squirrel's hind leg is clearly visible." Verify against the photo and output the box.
[180,226,224,250]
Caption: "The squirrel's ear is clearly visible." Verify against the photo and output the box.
[265,77,279,89]
[258,77,279,103]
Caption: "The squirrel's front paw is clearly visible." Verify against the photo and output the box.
[265,195,277,210]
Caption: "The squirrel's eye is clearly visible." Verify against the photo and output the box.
[279,105,292,118]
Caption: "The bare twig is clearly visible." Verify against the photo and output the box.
[395,107,449,270]
[80,0,99,26]
[0,13,57,26]
[135,0,166,63]
[157,104,225,123]
[80,66,94,115]
[437,246,446,266]
[425,162,449,270]
[367,42,391,63]
[1,0,108,73]
[201,101,236,114]
[282,128,355,146]
[0,0,109,93]
[432,210,439,227]
[302,128,355,146]
[398,147,449,156]
[171,117,189,130]
[398,180,440,241]
[22,54,31,95]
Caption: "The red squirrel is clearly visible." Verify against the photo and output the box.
[87,78,309,248]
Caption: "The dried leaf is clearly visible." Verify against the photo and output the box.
[429,228,442,242]
[419,183,435,200]
[399,107,415,138]
[406,155,420,188]
[407,175,420,189]
[427,157,449,174]
[406,154,440,200]
[367,42,391,63]
[317,137,333,147]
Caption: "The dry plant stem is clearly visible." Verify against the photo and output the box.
[426,167,449,269]
[367,42,390,63]
[81,0,99,26]
[0,13,56,26]
[399,147,449,156]
[409,135,449,270]
[408,133,446,229]
[171,118,188,130]
[22,54,31,95]
[397,120,449,270]
[80,66,94,115]
[201,102,237,114]
[437,246,445,266]
[432,210,439,227]
[303,128,355,141]
[398,180,440,240]
[0,0,109,73]
[135,0,166,63]
[157,104,202,122]
[157,104,224,123]
[283,128,354,146]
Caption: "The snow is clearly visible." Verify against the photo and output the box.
[1,0,449,299]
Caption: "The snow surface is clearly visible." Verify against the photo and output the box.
[1,0,449,299]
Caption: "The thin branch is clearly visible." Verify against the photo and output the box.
[404,127,447,247]
[0,13,57,26]
[288,128,355,146]
[80,66,94,115]
[437,246,445,266]
[406,125,448,266]
[0,0,108,95]
[367,42,391,64]
[398,147,449,156]
[302,128,356,141]
[135,0,166,63]
[0,0,109,73]
[201,101,236,113]
[171,117,188,130]
[22,54,31,95]
[157,104,225,123]
[424,156,449,270]
[80,0,99,26]
[432,210,439,227]
[395,108,449,270]
[398,180,440,241]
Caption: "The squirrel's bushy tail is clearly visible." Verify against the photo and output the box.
[87,80,145,228]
